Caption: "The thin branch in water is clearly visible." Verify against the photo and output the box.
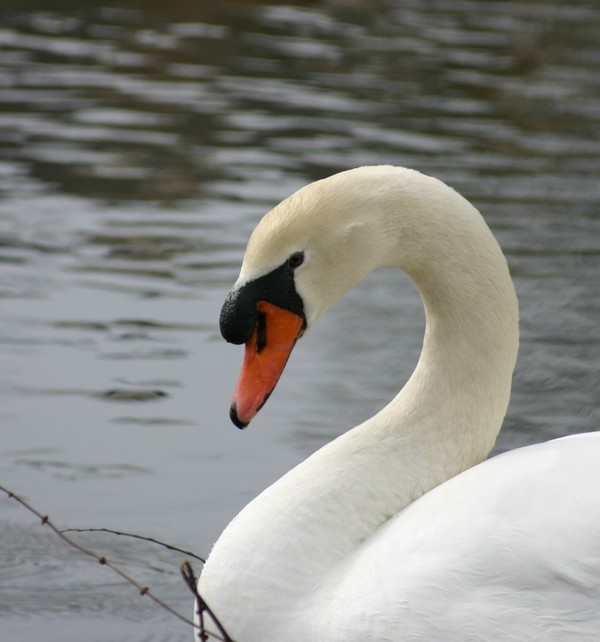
[61,527,205,564]
[0,484,231,642]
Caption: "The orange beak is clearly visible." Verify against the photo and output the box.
[230,300,304,428]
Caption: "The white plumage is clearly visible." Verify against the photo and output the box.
[199,166,600,641]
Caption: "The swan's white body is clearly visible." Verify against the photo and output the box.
[199,167,600,641]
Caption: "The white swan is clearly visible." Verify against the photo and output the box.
[199,166,600,641]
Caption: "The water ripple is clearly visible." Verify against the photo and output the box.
[0,1,598,640]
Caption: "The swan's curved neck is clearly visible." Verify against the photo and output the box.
[365,171,519,494]
[201,168,519,631]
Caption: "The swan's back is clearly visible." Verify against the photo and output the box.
[312,433,600,642]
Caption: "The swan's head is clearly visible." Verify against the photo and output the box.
[219,165,518,433]
[220,167,394,428]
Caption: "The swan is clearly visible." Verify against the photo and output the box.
[199,166,600,641]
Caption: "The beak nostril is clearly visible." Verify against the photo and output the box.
[256,311,267,353]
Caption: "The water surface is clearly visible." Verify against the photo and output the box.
[0,1,599,640]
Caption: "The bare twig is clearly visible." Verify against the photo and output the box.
[0,484,233,641]
[181,561,236,642]
[61,527,205,564]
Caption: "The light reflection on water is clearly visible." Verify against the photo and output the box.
[0,1,598,640]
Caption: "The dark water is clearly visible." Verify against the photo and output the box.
[0,1,598,640]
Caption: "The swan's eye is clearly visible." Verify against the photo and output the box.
[287,251,304,270]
